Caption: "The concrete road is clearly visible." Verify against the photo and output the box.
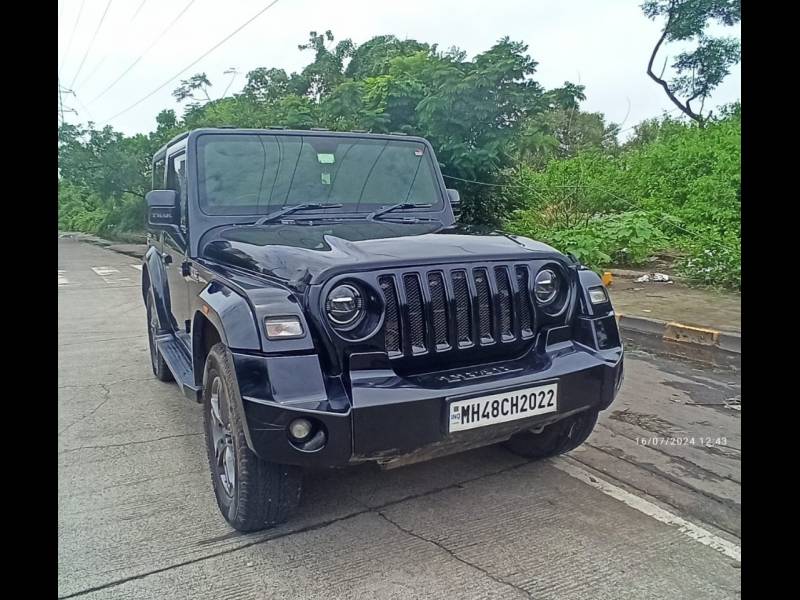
[58,237,741,599]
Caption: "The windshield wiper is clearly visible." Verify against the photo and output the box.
[254,203,343,225]
[366,202,434,222]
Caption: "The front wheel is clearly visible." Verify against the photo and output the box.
[503,408,599,460]
[203,343,303,532]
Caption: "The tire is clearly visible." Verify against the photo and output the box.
[503,408,599,460]
[202,342,303,532]
[146,289,174,382]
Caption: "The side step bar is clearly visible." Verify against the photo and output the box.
[155,334,202,402]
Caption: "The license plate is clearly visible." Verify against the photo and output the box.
[447,383,558,433]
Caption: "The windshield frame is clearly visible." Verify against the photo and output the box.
[193,130,449,220]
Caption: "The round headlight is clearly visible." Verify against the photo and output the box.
[326,284,364,328]
[534,269,559,305]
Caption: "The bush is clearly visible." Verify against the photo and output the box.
[677,233,741,289]
[508,211,668,272]
[502,111,740,288]
[98,194,146,237]
[58,183,109,233]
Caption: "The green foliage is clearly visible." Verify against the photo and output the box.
[58,182,109,233]
[504,111,740,287]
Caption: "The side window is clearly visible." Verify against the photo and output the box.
[152,158,166,190]
[167,152,188,233]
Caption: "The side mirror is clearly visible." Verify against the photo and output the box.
[146,190,178,230]
[446,188,461,220]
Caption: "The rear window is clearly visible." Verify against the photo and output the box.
[196,134,443,216]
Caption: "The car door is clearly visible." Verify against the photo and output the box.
[163,148,192,349]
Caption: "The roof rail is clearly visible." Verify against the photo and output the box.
[390,131,408,136]
[310,127,330,131]
[350,129,368,133]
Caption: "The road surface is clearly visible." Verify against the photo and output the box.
[58,236,741,599]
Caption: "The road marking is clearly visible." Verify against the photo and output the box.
[58,270,69,286]
[91,266,132,285]
[552,458,741,562]
[130,264,143,271]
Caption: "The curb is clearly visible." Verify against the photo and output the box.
[616,313,740,369]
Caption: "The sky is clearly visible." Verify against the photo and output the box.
[57,0,741,139]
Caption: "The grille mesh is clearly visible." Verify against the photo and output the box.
[515,266,533,335]
[379,276,401,354]
[473,268,493,341]
[494,266,513,339]
[452,271,472,345]
[428,272,448,347]
[404,274,426,352]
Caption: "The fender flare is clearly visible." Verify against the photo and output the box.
[143,246,172,330]
[194,281,262,352]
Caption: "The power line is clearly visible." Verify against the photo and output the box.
[75,0,151,92]
[131,0,148,21]
[69,0,115,89]
[59,0,87,76]
[100,0,284,124]
[87,0,197,106]
[75,55,107,90]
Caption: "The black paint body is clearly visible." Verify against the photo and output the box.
[143,129,624,468]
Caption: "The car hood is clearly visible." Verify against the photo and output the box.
[200,221,565,288]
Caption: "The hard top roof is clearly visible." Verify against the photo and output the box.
[154,127,428,160]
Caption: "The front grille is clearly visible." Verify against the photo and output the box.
[380,264,538,360]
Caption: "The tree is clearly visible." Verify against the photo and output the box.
[297,30,355,100]
[173,73,213,104]
[345,35,432,80]
[242,67,293,103]
[642,0,740,125]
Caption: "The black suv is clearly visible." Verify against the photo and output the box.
[143,128,624,531]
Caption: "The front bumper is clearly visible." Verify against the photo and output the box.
[231,331,623,469]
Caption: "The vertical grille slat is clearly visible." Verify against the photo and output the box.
[379,276,401,355]
[403,273,426,353]
[473,268,493,343]
[378,263,542,359]
[494,266,514,341]
[427,272,449,349]
[451,270,472,347]
[515,266,535,337]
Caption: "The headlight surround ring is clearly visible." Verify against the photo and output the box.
[532,264,571,318]
[534,268,559,305]
[325,283,365,330]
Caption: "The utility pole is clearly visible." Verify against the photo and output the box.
[58,77,64,124]
[58,79,77,125]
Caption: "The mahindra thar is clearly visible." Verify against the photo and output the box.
[142,128,624,531]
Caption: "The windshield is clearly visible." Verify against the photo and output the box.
[196,133,444,217]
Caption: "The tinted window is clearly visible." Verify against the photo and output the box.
[153,158,165,189]
[196,134,442,216]
[167,152,188,232]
